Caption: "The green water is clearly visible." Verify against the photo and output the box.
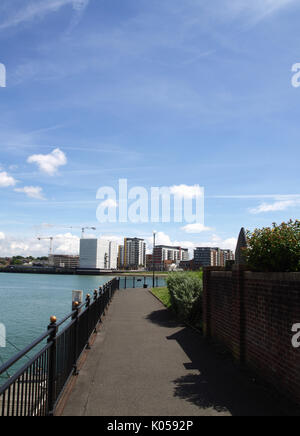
[0,273,114,375]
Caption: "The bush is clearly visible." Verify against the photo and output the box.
[245,220,300,272]
[166,272,203,323]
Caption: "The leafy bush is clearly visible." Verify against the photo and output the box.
[245,220,300,272]
[166,272,203,323]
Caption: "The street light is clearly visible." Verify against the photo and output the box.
[152,231,156,288]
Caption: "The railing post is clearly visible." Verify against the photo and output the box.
[93,290,99,332]
[72,302,80,376]
[99,286,103,321]
[85,294,91,350]
[47,316,58,416]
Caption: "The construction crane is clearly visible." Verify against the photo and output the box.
[37,236,54,256]
[81,227,96,238]
[67,226,97,239]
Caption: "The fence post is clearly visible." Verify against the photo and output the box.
[85,294,91,350]
[99,287,103,321]
[47,316,58,416]
[72,302,80,376]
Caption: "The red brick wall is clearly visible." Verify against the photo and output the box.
[203,267,300,406]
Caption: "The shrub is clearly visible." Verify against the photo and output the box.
[166,272,203,323]
[245,220,300,272]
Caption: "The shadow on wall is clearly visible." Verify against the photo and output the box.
[146,307,284,417]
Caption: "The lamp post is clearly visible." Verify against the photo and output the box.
[152,231,156,288]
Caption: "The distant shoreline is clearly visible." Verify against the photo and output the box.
[0,266,169,277]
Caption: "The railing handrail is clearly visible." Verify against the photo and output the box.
[0,330,50,378]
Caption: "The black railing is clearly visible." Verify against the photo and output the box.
[0,277,119,416]
[119,276,165,289]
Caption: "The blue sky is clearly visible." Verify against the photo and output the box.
[0,0,300,256]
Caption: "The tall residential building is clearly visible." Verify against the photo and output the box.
[153,246,189,271]
[122,238,146,269]
[79,239,118,270]
[118,245,125,269]
[194,247,234,268]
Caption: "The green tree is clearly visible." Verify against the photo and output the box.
[245,220,300,272]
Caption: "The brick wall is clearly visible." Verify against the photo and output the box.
[203,266,300,406]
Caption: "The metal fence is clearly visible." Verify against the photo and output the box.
[118,276,166,289]
[0,278,119,416]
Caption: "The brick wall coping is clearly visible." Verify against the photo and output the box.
[208,269,300,282]
[244,271,300,281]
[210,271,232,278]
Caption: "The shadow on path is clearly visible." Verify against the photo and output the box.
[147,307,285,417]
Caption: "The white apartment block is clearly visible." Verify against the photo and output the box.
[79,239,118,270]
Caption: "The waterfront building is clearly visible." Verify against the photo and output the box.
[153,246,189,271]
[194,247,234,268]
[146,254,153,271]
[79,239,118,270]
[122,238,146,269]
[49,255,79,269]
[109,241,118,270]
[118,245,125,269]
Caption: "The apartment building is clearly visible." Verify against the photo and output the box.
[153,245,189,271]
[49,255,79,269]
[119,238,146,269]
[79,239,118,270]
[194,247,234,268]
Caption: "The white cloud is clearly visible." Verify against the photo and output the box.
[181,223,212,233]
[0,232,80,257]
[54,233,80,254]
[216,0,297,23]
[249,199,300,214]
[27,148,67,175]
[0,232,5,240]
[169,184,203,199]
[0,171,17,187]
[0,0,90,31]
[14,186,46,200]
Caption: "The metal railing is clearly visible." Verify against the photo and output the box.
[0,277,119,416]
[119,276,165,289]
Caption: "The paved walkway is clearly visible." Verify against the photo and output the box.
[62,289,284,416]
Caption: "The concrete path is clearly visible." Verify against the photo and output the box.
[62,289,284,417]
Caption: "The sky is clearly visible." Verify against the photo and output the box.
[0,0,300,257]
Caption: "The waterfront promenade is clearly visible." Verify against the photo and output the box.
[61,288,284,417]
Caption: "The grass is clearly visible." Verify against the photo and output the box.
[151,287,172,309]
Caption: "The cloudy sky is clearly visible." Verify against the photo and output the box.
[0,0,300,257]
